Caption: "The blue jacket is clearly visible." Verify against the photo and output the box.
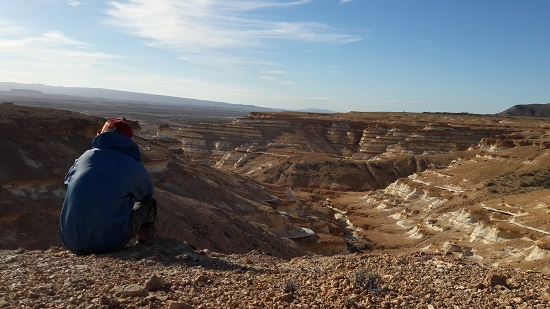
[60,132,153,252]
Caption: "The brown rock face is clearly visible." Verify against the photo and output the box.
[177,112,514,191]
[0,103,304,259]
[3,102,550,275]
[0,103,102,249]
[171,110,550,272]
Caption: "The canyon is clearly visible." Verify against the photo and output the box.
[2,101,550,307]
[160,110,550,273]
[2,101,550,274]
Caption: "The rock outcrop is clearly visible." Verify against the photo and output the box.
[171,110,550,271]
[336,135,550,272]
[176,112,514,190]
[178,113,493,164]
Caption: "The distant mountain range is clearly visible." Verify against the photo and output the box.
[0,82,336,114]
[2,82,546,116]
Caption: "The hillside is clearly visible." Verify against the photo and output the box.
[499,103,550,117]
[2,102,550,307]
[0,102,305,259]
[171,111,550,273]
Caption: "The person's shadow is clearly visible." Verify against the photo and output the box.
[98,237,262,272]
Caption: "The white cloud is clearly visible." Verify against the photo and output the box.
[277,80,294,85]
[0,31,91,49]
[340,0,353,4]
[274,94,340,102]
[258,75,277,81]
[103,0,362,80]
[41,31,90,46]
[258,69,294,85]
[0,19,24,36]
[364,99,423,105]
[0,26,120,80]
[67,0,84,7]
[105,0,361,51]
[307,96,341,102]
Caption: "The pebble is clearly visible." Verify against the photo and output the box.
[0,245,549,308]
[145,275,166,291]
[123,284,148,297]
[194,274,209,284]
[167,301,193,309]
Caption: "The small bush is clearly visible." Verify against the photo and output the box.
[282,280,299,294]
[354,268,381,293]
[520,181,532,187]
[345,297,358,308]
[346,238,373,253]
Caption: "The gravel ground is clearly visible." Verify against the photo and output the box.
[1,238,549,308]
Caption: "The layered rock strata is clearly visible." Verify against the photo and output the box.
[336,131,550,272]
[172,112,550,260]
[177,112,514,168]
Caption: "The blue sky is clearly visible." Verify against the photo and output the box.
[0,0,548,113]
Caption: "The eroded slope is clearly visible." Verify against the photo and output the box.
[173,111,550,271]
[0,103,304,259]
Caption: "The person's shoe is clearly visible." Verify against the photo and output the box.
[137,222,155,244]
[137,197,157,244]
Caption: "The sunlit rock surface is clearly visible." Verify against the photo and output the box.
[3,103,550,273]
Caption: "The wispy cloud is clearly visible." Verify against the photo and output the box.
[258,69,293,85]
[0,20,89,49]
[364,99,423,105]
[0,25,119,79]
[340,0,354,4]
[0,19,24,36]
[105,0,361,51]
[257,74,294,85]
[258,75,277,81]
[0,31,90,49]
[67,0,85,7]
[307,96,342,102]
[41,31,90,46]
[263,70,286,75]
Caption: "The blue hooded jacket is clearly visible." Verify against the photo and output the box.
[59,132,153,252]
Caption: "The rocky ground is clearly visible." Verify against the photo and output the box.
[1,238,549,308]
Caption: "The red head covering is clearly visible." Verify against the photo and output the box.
[97,119,133,138]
